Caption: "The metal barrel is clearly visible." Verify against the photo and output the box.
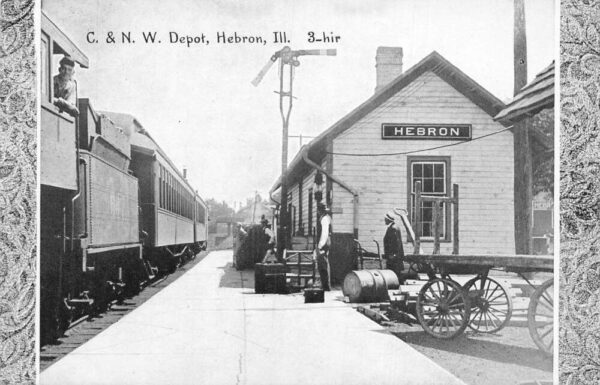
[342,269,400,303]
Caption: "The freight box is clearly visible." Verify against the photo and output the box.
[254,263,286,294]
[304,288,324,303]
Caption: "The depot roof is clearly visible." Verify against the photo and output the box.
[271,51,509,193]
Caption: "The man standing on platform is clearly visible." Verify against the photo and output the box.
[316,203,332,291]
[383,211,405,280]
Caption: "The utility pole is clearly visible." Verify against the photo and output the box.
[513,0,532,254]
[252,47,336,260]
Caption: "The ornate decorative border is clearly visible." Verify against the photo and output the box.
[560,0,600,383]
[0,0,36,383]
[1,0,598,382]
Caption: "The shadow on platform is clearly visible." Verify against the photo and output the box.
[218,262,254,289]
[390,329,552,371]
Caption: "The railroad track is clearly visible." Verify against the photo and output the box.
[39,251,208,372]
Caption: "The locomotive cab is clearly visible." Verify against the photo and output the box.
[40,12,90,342]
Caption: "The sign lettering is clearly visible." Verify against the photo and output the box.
[382,124,472,140]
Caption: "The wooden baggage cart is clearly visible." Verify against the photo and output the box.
[392,182,554,355]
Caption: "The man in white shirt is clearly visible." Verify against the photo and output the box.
[316,204,332,290]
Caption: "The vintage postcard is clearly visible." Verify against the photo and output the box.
[2,0,570,384]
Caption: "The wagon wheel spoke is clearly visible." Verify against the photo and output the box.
[488,307,508,315]
[539,326,553,339]
[536,297,553,314]
[487,292,506,303]
[447,312,462,328]
[488,309,503,325]
[428,286,441,301]
[485,283,499,301]
[540,292,553,307]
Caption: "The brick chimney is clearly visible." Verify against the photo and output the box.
[375,47,403,93]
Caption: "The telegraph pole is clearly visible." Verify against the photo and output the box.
[513,0,532,254]
[252,47,336,260]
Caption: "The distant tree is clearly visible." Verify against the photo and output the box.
[530,108,554,195]
[205,198,235,233]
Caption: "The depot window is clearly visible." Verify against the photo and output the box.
[407,157,451,241]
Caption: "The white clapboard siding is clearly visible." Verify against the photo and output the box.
[331,71,515,255]
[288,159,326,237]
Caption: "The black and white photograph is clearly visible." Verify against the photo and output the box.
[2,0,585,384]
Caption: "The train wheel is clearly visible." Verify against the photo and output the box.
[463,276,512,333]
[416,278,471,339]
[126,276,141,297]
[528,278,554,356]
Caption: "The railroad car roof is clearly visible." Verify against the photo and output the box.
[42,12,89,68]
[100,111,204,203]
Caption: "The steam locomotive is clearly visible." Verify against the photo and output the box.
[40,12,207,342]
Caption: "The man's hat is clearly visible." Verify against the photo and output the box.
[59,55,75,67]
[384,211,396,222]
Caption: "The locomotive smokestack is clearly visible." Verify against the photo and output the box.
[375,47,403,93]
[183,167,187,179]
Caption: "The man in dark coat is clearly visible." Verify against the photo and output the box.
[383,211,404,280]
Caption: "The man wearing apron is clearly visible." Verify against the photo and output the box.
[316,204,332,291]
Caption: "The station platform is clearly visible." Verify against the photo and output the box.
[40,250,465,385]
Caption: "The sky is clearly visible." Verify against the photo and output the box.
[43,0,555,208]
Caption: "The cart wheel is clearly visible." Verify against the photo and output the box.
[416,278,471,339]
[463,276,512,333]
[528,278,553,356]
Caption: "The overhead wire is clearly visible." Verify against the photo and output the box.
[326,126,513,157]
[325,61,513,156]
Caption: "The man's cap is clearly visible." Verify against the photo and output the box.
[60,55,75,67]
[393,208,407,217]
[384,211,396,222]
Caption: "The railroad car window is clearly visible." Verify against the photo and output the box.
[408,158,450,240]
[159,166,163,209]
[168,172,172,212]
[166,170,169,211]
[162,167,166,209]
[41,34,50,103]
[198,203,206,224]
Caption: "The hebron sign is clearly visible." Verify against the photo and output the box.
[381,124,472,140]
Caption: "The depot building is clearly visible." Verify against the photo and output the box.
[270,47,550,282]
